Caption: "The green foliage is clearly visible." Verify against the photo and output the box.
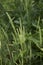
[0,0,43,65]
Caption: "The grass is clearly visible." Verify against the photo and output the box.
[0,0,43,65]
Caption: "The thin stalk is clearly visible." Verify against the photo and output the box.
[0,41,2,65]
[0,58,2,65]
[6,12,17,36]
[39,27,42,47]
[29,40,32,65]
[39,26,42,65]
[38,17,42,65]
[1,28,8,40]
[19,19,24,65]
[25,0,29,21]
[20,43,23,65]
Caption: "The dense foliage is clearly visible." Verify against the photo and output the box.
[0,0,43,65]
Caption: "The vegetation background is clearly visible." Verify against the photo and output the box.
[0,0,43,65]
